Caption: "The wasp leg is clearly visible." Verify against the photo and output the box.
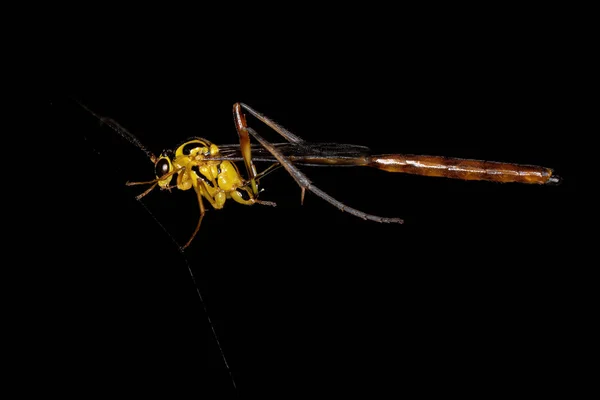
[134,182,158,200]
[126,169,179,187]
[238,103,305,144]
[182,176,233,249]
[233,102,309,197]
[246,126,404,224]
[230,187,277,207]
[125,179,159,200]
[126,179,160,186]
[233,103,259,196]
[126,169,180,199]
[254,163,282,182]
[182,182,207,250]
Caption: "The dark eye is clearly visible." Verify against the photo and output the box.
[155,158,171,177]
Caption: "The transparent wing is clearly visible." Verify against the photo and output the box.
[213,142,373,166]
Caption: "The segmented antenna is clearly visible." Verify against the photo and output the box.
[75,99,157,163]
[75,98,237,388]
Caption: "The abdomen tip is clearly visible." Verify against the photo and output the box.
[547,174,562,185]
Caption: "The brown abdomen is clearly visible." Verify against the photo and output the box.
[370,154,560,184]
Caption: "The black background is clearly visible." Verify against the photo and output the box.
[41,9,582,396]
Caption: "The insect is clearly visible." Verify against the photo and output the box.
[78,101,561,250]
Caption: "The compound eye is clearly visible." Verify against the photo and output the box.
[155,157,172,178]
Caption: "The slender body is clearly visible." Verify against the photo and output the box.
[370,154,557,184]
[221,147,559,185]
[78,100,561,249]
[75,99,561,391]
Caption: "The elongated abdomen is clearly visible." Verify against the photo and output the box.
[369,154,560,184]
